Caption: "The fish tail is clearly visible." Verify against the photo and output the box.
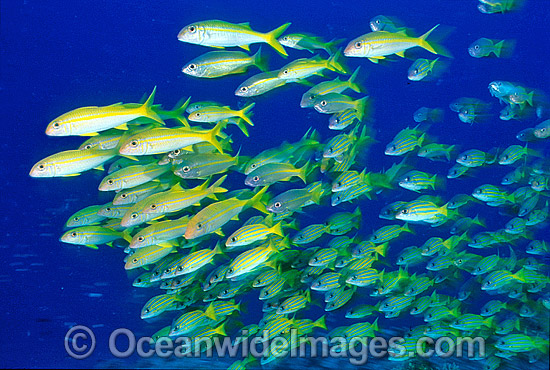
[253,46,269,72]
[313,315,327,330]
[141,86,165,124]
[205,121,227,154]
[234,119,250,137]
[354,96,369,121]
[264,22,291,57]
[328,49,349,74]
[325,38,345,54]
[430,108,444,123]
[445,145,456,161]
[238,103,256,126]
[121,229,133,243]
[376,242,388,257]
[297,161,310,183]
[209,174,228,194]
[271,221,285,238]
[347,66,362,93]
[170,97,191,127]
[494,40,505,57]
[247,185,269,213]
[418,24,452,58]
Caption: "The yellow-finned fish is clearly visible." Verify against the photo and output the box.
[182,49,267,78]
[118,121,227,156]
[29,147,117,177]
[184,186,269,240]
[188,103,255,127]
[45,87,164,136]
[344,25,448,63]
[98,162,171,191]
[277,50,349,81]
[177,20,291,57]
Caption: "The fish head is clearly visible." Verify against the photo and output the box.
[182,61,206,77]
[331,193,343,206]
[45,119,70,136]
[120,210,148,228]
[344,37,370,57]
[407,61,426,81]
[300,92,318,108]
[29,160,55,177]
[266,199,285,213]
[244,173,263,187]
[177,22,206,44]
[468,38,491,58]
[278,35,299,48]
[384,142,399,156]
[187,110,209,122]
[98,175,122,191]
[314,98,331,114]
[174,164,200,179]
[118,136,148,156]
[129,233,148,249]
[235,83,254,97]
[124,255,141,270]
[60,229,86,245]
[184,217,207,240]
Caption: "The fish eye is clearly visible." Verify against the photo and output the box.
[196,223,202,229]
[230,237,237,243]
[145,308,150,313]
[150,204,157,209]
[253,176,260,182]
[502,155,508,161]
[120,193,127,198]
[240,86,248,92]
[336,196,341,201]
[73,217,79,221]
[474,45,480,50]
[401,209,409,214]
[309,94,316,100]
[476,189,482,194]
[177,266,183,271]
[107,179,114,185]
[384,303,389,307]
[251,164,257,168]
[173,149,180,155]
[413,69,418,74]
[282,69,289,74]
[131,213,138,219]
[427,314,432,318]
[71,232,77,237]
[188,64,197,70]
[53,122,60,128]
[164,268,171,273]
[404,177,409,182]
[486,280,492,286]
[352,275,357,280]
[132,258,138,263]
[398,257,404,262]
[84,144,92,150]
[462,155,468,160]
[222,289,228,294]
[390,145,396,151]
[327,148,333,153]
[355,41,362,48]
[182,166,190,172]
[188,25,196,33]
[138,236,144,242]
[282,36,288,41]
[130,140,138,147]
[274,202,282,208]
[457,259,463,264]
[195,113,201,117]
[105,207,111,212]
[38,164,45,170]
[320,100,327,107]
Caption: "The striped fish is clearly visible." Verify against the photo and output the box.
[182,49,266,78]
[140,294,182,319]
[65,205,106,227]
[177,20,291,57]
[301,67,361,108]
[29,148,117,177]
[60,226,131,249]
[124,244,175,270]
[129,216,189,249]
[226,221,284,247]
[235,70,288,97]
[276,290,310,314]
[98,162,171,191]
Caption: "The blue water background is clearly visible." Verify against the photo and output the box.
[2,0,549,368]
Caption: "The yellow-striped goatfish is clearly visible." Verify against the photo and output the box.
[177,20,291,57]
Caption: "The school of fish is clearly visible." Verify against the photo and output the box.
[30,4,549,370]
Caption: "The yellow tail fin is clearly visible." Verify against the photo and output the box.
[264,22,292,57]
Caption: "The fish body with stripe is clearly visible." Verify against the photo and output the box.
[45,88,163,137]
[60,226,131,249]
[30,148,117,177]
[300,67,361,108]
[98,162,171,191]
[182,49,266,78]
[177,20,291,57]
[129,216,189,249]
[124,244,175,270]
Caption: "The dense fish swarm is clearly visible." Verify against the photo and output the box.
[31,5,549,370]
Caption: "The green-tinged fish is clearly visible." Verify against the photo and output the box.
[385,129,425,156]
[397,170,439,192]
[97,203,132,219]
[277,50,348,81]
[300,67,362,108]
[173,152,239,179]
[413,107,444,123]
[225,242,279,279]
[245,161,309,187]
[468,38,514,58]
[188,103,255,127]
[408,58,439,81]
[278,33,342,54]
[30,148,117,177]
[124,244,175,270]
[311,272,342,291]
[472,184,514,206]
[495,334,549,353]
[177,20,291,57]
[235,69,288,97]
[129,216,189,249]
[174,244,224,275]
[60,226,131,249]
[329,109,360,130]
[140,294,182,319]
[314,94,369,120]
[182,49,267,78]
[120,176,227,227]
[266,183,324,213]
[65,205,107,228]
[276,290,310,314]
[292,224,329,245]
[118,121,226,156]
[78,129,126,151]
[498,144,536,165]
[395,199,449,223]
[226,221,284,247]
[169,307,217,336]
[45,87,163,136]
[112,177,174,205]
[344,25,449,63]
[184,186,268,239]
[98,162,171,191]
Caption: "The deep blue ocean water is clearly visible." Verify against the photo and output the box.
[2,0,550,368]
